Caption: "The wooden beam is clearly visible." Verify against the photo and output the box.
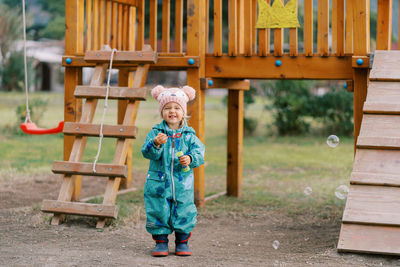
[213,0,222,56]
[84,50,157,63]
[175,0,183,53]
[74,85,147,100]
[42,200,118,219]
[52,161,128,178]
[187,0,206,207]
[162,0,171,52]
[136,0,145,50]
[304,0,313,56]
[110,0,136,5]
[205,55,353,79]
[63,122,137,138]
[200,78,250,90]
[227,90,243,198]
[228,0,237,56]
[317,0,329,56]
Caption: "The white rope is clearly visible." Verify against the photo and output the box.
[92,48,117,172]
[22,0,31,123]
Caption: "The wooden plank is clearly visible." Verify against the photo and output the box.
[93,0,99,50]
[149,0,158,51]
[122,4,129,50]
[304,0,313,56]
[357,114,400,149]
[251,0,257,55]
[332,0,345,56]
[342,185,400,226]
[200,78,250,90]
[136,0,145,51]
[228,0,237,56]
[63,55,198,69]
[364,103,400,114]
[289,0,298,56]
[85,0,93,51]
[175,0,183,53]
[74,85,147,100]
[237,0,244,55]
[353,149,400,174]
[345,0,353,54]
[42,200,118,219]
[338,223,400,255]
[365,81,400,103]
[213,0,222,56]
[205,55,353,79]
[111,2,118,48]
[84,50,157,63]
[99,0,105,47]
[63,122,137,138]
[227,90,243,198]
[351,171,400,187]
[370,51,400,81]
[317,0,329,56]
[243,0,252,56]
[52,161,128,178]
[105,0,111,45]
[117,4,123,50]
[258,29,270,57]
[110,0,136,5]
[351,56,370,68]
[274,28,284,56]
[376,0,392,50]
[162,0,171,52]
[128,6,136,51]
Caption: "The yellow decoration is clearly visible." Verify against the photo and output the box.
[256,0,300,29]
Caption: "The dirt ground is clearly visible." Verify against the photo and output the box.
[1,173,399,266]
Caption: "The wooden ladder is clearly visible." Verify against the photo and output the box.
[41,45,157,228]
[338,51,400,255]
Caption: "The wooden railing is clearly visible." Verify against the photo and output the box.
[76,0,400,56]
[209,0,399,57]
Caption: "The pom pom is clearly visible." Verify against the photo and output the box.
[181,86,196,101]
[151,85,165,100]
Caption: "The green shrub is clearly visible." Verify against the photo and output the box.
[263,80,315,135]
[0,51,34,92]
[312,87,353,136]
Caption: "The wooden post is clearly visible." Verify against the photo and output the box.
[352,0,369,152]
[227,90,243,197]
[187,0,206,207]
[65,0,84,202]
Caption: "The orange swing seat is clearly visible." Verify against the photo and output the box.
[20,121,64,135]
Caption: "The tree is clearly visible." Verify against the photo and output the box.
[0,4,22,63]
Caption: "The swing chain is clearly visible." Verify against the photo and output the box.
[22,0,31,123]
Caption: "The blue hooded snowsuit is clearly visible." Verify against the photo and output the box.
[141,121,205,235]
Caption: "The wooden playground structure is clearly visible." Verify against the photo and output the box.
[40,0,400,256]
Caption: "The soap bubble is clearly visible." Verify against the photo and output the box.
[272,240,280,250]
[273,260,280,266]
[335,185,349,199]
[326,135,340,148]
[304,186,312,196]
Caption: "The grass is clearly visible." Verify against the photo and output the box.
[0,92,353,223]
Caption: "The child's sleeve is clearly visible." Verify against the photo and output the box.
[187,134,205,169]
[141,129,163,161]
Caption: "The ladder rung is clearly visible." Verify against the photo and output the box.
[63,122,137,138]
[84,50,157,63]
[41,200,118,218]
[74,86,147,100]
[52,161,127,178]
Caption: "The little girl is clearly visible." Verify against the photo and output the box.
[141,85,205,257]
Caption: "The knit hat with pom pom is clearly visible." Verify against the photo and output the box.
[151,85,196,116]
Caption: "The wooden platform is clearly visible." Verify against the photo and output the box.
[338,51,400,255]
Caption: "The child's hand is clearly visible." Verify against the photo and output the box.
[179,155,191,167]
[154,133,168,147]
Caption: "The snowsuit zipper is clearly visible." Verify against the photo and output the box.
[171,131,176,203]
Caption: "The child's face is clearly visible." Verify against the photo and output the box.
[162,102,184,127]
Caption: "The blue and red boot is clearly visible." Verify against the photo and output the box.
[152,234,169,257]
[175,232,192,256]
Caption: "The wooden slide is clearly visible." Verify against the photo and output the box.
[338,51,400,255]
